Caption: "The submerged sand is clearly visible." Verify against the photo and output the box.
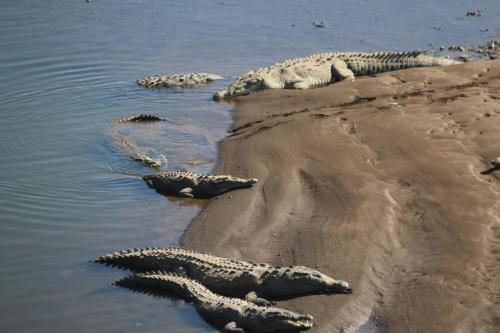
[182,60,500,332]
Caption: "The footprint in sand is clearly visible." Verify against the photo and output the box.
[337,116,356,135]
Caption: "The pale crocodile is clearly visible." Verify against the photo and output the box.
[138,72,222,88]
[213,51,461,100]
[117,271,313,332]
[96,247,352,304]
[142,171,258,198]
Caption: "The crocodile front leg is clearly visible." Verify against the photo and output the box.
[179,188,194,198]
[331,59,355,81]
[292,80,310,89]
[223,322,245,332]
[244,291,274,307]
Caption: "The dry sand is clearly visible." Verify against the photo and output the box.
[182,60,500,332]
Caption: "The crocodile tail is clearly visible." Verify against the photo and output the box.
[115,271,191,301]
[386,51,462,66]
[431,56,463,66]
[411,51,462,66]
[95,247,174,272]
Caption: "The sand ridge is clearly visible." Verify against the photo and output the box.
[182,60,500,332]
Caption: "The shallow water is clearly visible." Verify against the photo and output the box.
[0,1,498,332]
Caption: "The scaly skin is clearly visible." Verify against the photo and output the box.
[142,171,258,198]
[96,247,352,301]
[213,51,461,100]
[112,114,164,169]
[115,135,161,169]
[116,271,313,332]
[137,72,222,88]
[116,114,165,123]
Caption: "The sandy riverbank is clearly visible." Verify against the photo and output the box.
[182,60,500,332]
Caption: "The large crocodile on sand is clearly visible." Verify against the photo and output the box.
[142,171,258,198]
[213,51,461,100]
[117,271,313,332]
[96,247,352,304]
[138,72,223,88]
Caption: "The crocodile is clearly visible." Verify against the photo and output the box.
[116,114,166,123]
[111,114,165,169]
[116,271,313,332]
[213,51,461,100]
[115,134,161,169]
[96,247,352,304]
[137,72,223,88]
[142,171,258,198]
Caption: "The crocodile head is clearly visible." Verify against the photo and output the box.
[260,266,352,297]
[213,73,264,100]
[243,307,313,332]
[204,175,258,196]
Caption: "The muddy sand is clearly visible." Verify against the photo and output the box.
[182,60,500,332]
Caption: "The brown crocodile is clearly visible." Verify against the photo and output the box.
[116,271,313,332]
[142,171,258,198]
[96,247,352,304]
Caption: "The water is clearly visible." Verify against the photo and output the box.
[0,1,498,332]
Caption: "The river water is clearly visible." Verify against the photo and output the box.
[0,1,498,332]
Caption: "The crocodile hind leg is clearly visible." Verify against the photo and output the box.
[244,291,274,307]
[223,322,244,332]
[331,59,355,81]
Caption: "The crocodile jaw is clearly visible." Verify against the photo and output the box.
[261,266,352,296]
[329,279,353,294]
[213,75,264,100]
[266,313,314,331]
[282,315,314,330]
[213,177,258,194]
[253,311,313,332]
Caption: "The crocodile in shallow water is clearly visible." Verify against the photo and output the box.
[116,271,313,332]
[96,247,352,304]
[142,171,258,198]
[138,72,223,88]
[116,114,166,123]
[114,134,162,169]
[213,51,461,100]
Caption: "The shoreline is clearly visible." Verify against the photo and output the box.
[181,60,500,332]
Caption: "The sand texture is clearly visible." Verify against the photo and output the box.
[182,60,500,332]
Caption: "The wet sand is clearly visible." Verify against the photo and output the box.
[182,60,500,332]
